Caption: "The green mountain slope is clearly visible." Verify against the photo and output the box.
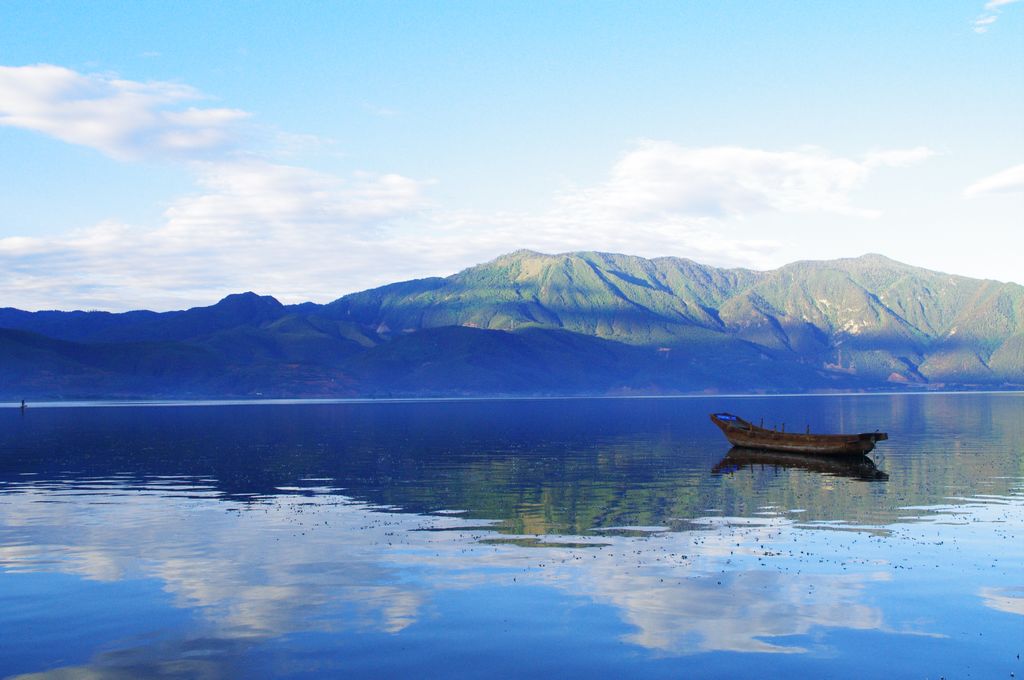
[325,250,759,344]
[1,250,1021,398]
[326,250,1023,388]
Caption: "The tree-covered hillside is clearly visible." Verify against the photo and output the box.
[2,251,1021,398]
[326,250,1024,386]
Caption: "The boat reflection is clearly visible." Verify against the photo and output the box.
[712,447,889,481]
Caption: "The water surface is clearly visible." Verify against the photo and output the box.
[1,394,1021,678]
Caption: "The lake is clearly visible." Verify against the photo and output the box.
[1,393,1021,678]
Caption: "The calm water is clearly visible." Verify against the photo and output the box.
[1,394,1021,679]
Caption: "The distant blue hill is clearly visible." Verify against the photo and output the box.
[2,251,1021,399]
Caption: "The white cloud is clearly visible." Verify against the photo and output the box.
[166,160,426,234]
[0,162,431,310]
[0,64,249,160]
[973,15,998,30]
[554,141,933,221]
[963,163,1024,198]
[862,146,935,168]
[973,0,1022,32]
[0,139,935,311]
[0,65,437,309]
[0,63,941,310]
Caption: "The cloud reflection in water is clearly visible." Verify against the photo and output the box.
[0,476,924,670]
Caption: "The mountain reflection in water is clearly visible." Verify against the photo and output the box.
[0,478,912,663]
[1,393,1022,679]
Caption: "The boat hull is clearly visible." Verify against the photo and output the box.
[710,413,887,456]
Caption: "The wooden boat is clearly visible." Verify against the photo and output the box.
[709,412,887,455]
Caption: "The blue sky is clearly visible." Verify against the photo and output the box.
[0,1,1022,310]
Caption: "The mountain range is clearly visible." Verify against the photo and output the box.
[2,250,1022,399]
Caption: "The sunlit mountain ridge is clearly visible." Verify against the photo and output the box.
[2,251,1022,398]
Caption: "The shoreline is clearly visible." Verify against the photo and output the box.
[5,389,1023,409]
